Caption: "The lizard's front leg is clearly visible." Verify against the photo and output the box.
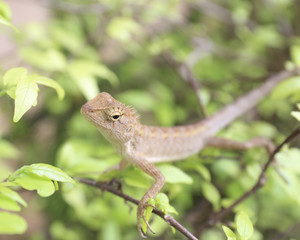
[131,155,165,238]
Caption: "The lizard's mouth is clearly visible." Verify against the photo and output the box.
[81,103,102,127]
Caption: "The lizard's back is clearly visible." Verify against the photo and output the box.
[132,122,209,162]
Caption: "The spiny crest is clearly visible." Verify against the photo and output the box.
[125,105,140,120]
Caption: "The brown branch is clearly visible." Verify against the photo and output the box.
[77,178,198,240]
[196,126,300,235]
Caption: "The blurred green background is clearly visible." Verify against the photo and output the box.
[1,0,300,239]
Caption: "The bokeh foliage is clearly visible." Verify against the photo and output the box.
[1,0,300,239]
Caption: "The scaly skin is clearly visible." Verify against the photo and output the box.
[80,68,299,237]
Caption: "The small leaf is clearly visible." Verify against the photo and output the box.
[123,168,151,189]
[202,181,221,210]
[94,64,118,87]
[271,76,300,100]
[34,76,65,100]
[195,164,211,181]
[16,163,75,184]
[2,67,28,99]
[13,76,39,122]
[0,212,27,234]
[68,60,118,100]
[222,226,237,240]
[0,0,11,20]
[0,16,18,32]
[72,74,98,100]
[155,193,178,215]
[107,17,141,42]
[14,173,56,197]
[20,48,66,72]
[0,1,18,32]
[276,148,300,174]
[235,211,254,240]
[0,194,21,211]
[0,185,27,207]
[158,164,193,184]
[8,164,75,197]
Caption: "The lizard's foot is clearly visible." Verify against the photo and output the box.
[137,200,156,238]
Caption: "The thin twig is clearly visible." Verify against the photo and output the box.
[162,52,207,118]
[77,178,198,240]
[197,126,300,235]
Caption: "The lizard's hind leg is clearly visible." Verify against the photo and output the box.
[206,137,275,155]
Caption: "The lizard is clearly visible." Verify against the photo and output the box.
[80,68,300,237]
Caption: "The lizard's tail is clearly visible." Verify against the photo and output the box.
[203,68,300,136]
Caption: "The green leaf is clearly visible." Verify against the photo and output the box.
[107,17,141,42]
[235,211,254,240]
[155,193,178,215]
[68,60,118,100]
[271,76,300,100]
[0,0,11,20]
[71,74,99,100]
[195,164,211,181]
[222,226,237,240]
[9,163,75,184]
[0,1,18,32]
[0,194,21,211]
[21,48,67,72]
[0,212,27,234]
[291,45,300,66]
[13,76,39,122]
[29,164,75,183]
[0,15,18,32]
[276,148,300,174]
[35,76,65,100]
[94,64,118,87]
[202,181,221,210]
[123,168,151,189]
[2,67,28,99]
[0,185,27,207]
[158,164,193,184]
[14,172,56,197]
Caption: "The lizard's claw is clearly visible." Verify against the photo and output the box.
[137,200,156,238]
[142,214,155,234]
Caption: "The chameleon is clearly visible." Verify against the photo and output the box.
[80,68,299,237]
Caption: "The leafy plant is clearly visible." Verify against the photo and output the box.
[1,0,300,239]
[0,164,74,234]
[1,67,64,122]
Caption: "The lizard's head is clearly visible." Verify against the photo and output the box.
[81,92,139,143]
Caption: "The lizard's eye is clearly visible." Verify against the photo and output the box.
[105,107,124,121]
[112,114,121,121]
